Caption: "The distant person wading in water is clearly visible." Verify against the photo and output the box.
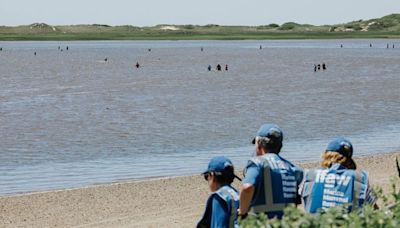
[216,64,222,71]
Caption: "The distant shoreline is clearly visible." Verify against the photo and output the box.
[2,13,400,41]
[1,31,400,41]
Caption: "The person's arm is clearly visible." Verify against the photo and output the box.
[239,183,254,216]
[239,164,259,216]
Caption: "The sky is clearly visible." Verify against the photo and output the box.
[1,0,399,26]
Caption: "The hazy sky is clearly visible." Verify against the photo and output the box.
[1,0,399,26]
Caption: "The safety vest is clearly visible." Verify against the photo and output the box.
[301,163,368,213]
[246,154,303,218]
[197,185,239,228]
[216,185,240,228]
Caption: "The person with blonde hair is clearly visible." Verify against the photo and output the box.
[299,137,377,213]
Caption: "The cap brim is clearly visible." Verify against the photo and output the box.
[201,170,209,175]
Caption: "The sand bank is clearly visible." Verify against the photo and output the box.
[1,151,399,228]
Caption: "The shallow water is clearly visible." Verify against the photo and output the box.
[0,40,400,195]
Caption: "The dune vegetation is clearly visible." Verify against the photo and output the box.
[0,14,400,40]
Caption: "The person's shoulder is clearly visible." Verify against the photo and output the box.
[277,155,303,170]
[246,157,263,167]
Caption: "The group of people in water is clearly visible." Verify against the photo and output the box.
[197,123,377,228]
[314,63,327,72]
[208,64,228,72]
[340,43,396,48]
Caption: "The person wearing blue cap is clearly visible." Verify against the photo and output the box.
[299,137,377,213]
[238,124,303,219]
[197,156,240,228]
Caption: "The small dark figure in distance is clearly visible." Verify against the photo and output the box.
[322,63,326,70]
[216,64,222,71]
[201,47,204,52]
[66,46,69,51]
[148,48,151,52]
[225,64,228,71]
[104,58,108,62]
[314,64,317,72]
[387,44,389,49]
[207,65,212,71]
[340,44,343,48]
[136,62,140,69]
[58,46,60,50]
[0,47,2,51]
[260,45,262,50]
[370,43,372,48]
[317,64,321,70]
[393,44,395,49]
[34,52,37,56]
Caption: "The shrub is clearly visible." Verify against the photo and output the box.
[240,179,400,227]
[278,22,298,30]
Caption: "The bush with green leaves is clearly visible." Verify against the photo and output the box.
[240,179,400,227]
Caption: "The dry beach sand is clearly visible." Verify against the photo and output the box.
[1,151,399,228]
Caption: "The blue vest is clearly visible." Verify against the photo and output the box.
[246,153,303,218]
[301,163,368,213]
[197,185,239,228]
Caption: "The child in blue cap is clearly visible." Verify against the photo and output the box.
[299,137,377,213]
[197,156,240,228]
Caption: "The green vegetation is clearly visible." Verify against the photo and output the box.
[240,179,400,227]
[1,14,400,40]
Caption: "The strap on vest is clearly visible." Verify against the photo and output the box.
[217,187,237,228]
[352,171,363,211]
[249,157,287,213]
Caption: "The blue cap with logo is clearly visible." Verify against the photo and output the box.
[252,123,283,144]
[202,156,241,180]
[326,137,353,158]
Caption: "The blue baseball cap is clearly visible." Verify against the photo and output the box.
[252,124,283,144]
[202,156,241,180]
[326,137,353,158]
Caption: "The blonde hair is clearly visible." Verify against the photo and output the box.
[320,151,356,170]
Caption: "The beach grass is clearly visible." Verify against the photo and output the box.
[1,13,400,40]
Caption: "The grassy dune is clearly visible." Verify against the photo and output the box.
[1,14,400,40]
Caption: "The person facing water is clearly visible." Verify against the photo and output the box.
[322,63,326,70]
[208,65,212,71]
[136,62,140,69]
[197,156,240,228]
[216,64,222,71]
[238,124,303,219]
[299,137,377,213]
[225,64,228,71]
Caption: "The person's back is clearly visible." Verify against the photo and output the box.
[246,153,303,218]
[301,164,370,213]
[239,124,303,219]
[300,137,376,213]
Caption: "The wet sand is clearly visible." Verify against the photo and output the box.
[1,151,399,228]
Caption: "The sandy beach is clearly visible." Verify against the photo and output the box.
[1,151,399,228]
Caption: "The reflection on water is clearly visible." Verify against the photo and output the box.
[0,40,400,195]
